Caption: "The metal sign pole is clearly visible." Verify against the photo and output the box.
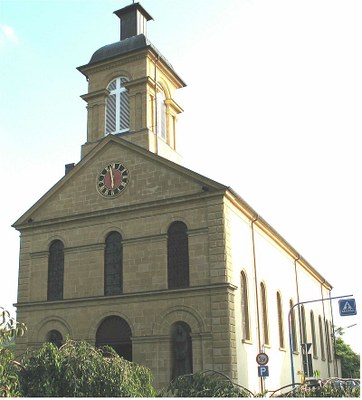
[288,294,353,388]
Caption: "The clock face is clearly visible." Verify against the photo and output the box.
[97,162,129,198]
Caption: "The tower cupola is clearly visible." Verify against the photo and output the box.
[78,2,186,164]
[114,3,153,40]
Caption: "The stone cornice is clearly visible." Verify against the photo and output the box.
[15,282,237,311]
[15,190,225,232]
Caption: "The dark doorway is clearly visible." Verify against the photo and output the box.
[170,321,193,380]
[96,316,132,361]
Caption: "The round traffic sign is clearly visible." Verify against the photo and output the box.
[256,352,269,366]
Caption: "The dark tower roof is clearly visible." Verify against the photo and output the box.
[114,2,153,40]
[77,3,186,86]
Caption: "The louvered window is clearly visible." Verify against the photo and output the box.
[47,240,64,301]
[105,77,129,135]
[156,89,167,140]
[167,221,189,289]
[104,231,123,295]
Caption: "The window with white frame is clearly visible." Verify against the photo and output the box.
[156,88,167,140]
[105,77,130,135]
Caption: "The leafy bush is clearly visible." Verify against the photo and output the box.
[160,370,253,397]
[19,339,155,397]
[0,348,21,397]
[277,378,360,398]
[335,336,360,378]
[0,307,26,397]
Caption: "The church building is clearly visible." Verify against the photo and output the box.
[13,3,337,393]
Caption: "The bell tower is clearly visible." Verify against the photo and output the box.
[77,2,186,164]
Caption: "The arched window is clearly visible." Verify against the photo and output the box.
[277,291,285,349]
[46,330,63,348]
[290,299,298,352]
[240,271,251,341]
[325,320,333,362]
[260,282,270,346]
[104,231,123,296]
[167,222,189,289]
[310,311,317,357]
[301,305,308,345]
[105,77,129,135]
[48,240,64,301]
[96,316,132,361]
[170,321,193,380]
[155,87,167,140]
[319,315,326,360]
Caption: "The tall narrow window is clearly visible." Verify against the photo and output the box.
[156,88,167,140]
[319,316,326,360]
[104,231,123,295]
[260,282,270,346]
[48,240,64,301]
[301,305,308,345]
[105,77,129,135]
[277,291,285,349]
[301,306,313,377]
[170,321,193,380]
[290,299,297,352]
[325,321,332,362]
[310,311,317,357]
[240,271,251,341]
[167,221,189,289]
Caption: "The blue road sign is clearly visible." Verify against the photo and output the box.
[258,366,269,377]
[339,299,357,316]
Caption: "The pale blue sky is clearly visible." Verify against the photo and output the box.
[1,0,361,351]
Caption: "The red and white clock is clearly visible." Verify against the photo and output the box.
[97,162,129,198]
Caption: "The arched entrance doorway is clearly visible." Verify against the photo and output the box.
[170,321,193,380]
[95,316,132,361]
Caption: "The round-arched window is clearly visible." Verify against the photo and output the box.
[105,77,130,135]
[46,330,63,348]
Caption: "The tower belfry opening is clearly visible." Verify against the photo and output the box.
[77,2,185,164]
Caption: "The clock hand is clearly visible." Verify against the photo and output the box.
[108,166,115,189]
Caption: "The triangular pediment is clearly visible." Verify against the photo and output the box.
[13,136,227,229]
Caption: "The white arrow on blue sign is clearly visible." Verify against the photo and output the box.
[338,299,357,316]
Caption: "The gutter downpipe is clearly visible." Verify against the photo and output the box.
[250,215,263,394]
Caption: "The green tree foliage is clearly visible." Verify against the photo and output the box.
[0,307,26,397]
[160,370,253,397]
[19,339,155,397]
[334,327,360,378]
[0,308,26,347]
[280,378,360,397]
[335,337,360,378]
